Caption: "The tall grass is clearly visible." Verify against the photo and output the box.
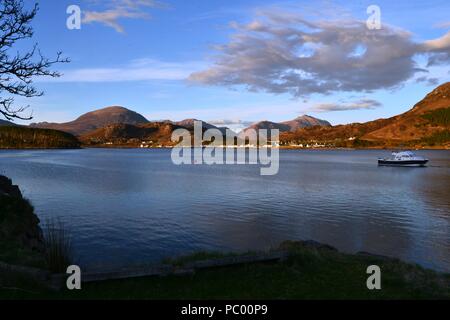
[43,219,73,273]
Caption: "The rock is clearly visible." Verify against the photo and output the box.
[0,175,22,198]
[0,175,45,253]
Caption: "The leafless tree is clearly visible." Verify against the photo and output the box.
[0,0,69,121]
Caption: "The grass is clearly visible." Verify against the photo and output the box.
[0,241,448,300]
[43,219,74,273]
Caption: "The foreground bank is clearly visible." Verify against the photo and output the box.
[1,240,449,300]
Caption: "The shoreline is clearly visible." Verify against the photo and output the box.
[1,146,449,151]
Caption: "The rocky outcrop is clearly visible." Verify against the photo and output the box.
[0,175,22,198]
[0,175,45,253]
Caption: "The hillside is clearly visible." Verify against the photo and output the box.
[0,126,80,149]
[80,122,185,147]
[363,83,450,144]
[280,118,395,147]
[281,83,450,148]
[80,118,235,147]
[30,106,149,136]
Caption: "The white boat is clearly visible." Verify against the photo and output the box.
[378,151,429,167]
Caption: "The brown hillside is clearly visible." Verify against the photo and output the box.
[80,122,184,146]
[281,117,394,144]
[363,82,450,141]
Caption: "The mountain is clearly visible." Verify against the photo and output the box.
[241,115,331,136]
[241,121,290,134]
[281,115,332,131]
[30,106,149,136]
[281,83,450,148]
[175,119,229,135]
[0,120,19,127]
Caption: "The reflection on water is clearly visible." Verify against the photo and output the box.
[0,149,449,272]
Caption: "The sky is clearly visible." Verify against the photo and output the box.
[8,0,450,131]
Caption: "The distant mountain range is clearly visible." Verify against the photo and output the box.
[26,105,331,146]
[29,106,330,136]
[1,82,449,148]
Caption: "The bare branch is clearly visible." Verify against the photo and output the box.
[0,97,32,120]
[0,0,69,120]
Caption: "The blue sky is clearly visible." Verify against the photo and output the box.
[11,0,450,130]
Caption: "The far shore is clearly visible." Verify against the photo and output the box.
[1,146,449,151]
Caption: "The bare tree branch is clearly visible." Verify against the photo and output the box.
[0,0,69,121]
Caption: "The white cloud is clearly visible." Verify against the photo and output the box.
[423,31,450,51]
[311,99,382,112]
[422,30,450,66]
[44,59,204,82]
[189,10,450,97]
[82,0,165,33]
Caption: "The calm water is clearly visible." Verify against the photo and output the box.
[0,149,449,272]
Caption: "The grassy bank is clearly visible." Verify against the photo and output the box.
[1,241,448,300]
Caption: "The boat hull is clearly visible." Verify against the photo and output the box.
[378,159,429,167]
